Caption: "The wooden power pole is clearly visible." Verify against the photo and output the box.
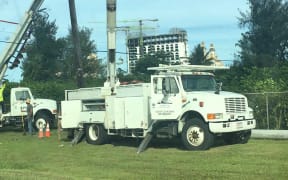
[68,0,84,88]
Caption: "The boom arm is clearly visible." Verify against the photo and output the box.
[0,0,44,82]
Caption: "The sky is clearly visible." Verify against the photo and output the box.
[0,0,249,82]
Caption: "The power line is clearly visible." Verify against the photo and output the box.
[0,19,19,25]
[0,40,127,55]
[0,40,28,45]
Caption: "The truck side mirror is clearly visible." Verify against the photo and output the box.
[215,82,222,94]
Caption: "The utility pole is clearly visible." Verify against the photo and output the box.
[107,0,117,92]
[68,0,84,88]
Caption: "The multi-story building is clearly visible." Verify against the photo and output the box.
[127,30,188,73]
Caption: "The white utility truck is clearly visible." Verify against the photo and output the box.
[61,64,256,151]
[60,0,256,152]
[0,87,57,129]
[0,0,57,129]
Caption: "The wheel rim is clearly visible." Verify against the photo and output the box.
[35,118,46,129]
[88,125,99,141]
[186,126,205,146]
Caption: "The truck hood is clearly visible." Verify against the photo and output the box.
[32,98,57,109]
[186,91,245,98]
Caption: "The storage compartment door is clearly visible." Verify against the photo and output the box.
[61,100,81,128]
[106,97,125,129]
[124,97,148,129]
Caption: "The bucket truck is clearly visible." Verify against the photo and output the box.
[0,0,57,130]
[60,0,256,152]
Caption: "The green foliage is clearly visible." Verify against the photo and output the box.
[216,0,288,129]
[23,13,63,81]
[58,27,105,81]
[238,0,288,67]
[134,51,170,75]
[189,43,205,65]
[22,13,104,86]
[240,67,286,93]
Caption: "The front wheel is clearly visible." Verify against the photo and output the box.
[34,113,50,130]
[85,124,108,145]
[181,118,214,150]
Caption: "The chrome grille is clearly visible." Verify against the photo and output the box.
[225,98,246,113]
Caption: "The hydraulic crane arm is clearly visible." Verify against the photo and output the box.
[0,0,44,82]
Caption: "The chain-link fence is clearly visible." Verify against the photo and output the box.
[245,91,288,130]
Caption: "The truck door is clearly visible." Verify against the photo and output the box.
[150,75,182,120]
[11,89,32,116]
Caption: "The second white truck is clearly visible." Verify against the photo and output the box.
[61,65,256,151]
[0,87,57,129]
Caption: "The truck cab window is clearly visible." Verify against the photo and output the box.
[167,77,179,94]
[153,77,179,95]
[15,91,31,101]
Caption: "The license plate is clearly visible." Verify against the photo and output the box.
[236,122,243,129]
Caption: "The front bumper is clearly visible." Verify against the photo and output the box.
[209,119,256,133]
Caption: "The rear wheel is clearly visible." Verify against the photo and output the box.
[223,130,251,145]
[85,124,108,145]
[181,118,214,150]
[240,130,252,144]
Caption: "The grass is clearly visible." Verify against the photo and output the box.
[0,127,288,180]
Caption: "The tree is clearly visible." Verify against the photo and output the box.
[22,13,64,81]
[189,43,216,65]
[237,0,288,67]
[189,44,203,65]
[134,51,170,75]
[189,44,205,65]
[58,27,105,81]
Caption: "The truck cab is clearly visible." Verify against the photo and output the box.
[1,87,57,129]
[148,65,256,150]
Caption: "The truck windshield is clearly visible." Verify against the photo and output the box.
[181,75,216,92]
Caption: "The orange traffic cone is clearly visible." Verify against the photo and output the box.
[45,123,51,138]
[38,123,44,139]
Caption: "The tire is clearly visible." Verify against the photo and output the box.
[34,113,50,130]
[223,133,237,145]
[223,130,251,145]
[239,130,251,144]
[181,118,214,150]
[85,124,108,145]
[67,128,75,140]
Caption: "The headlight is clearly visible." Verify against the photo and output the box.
[249,110,254,118]
[207,113,223,120]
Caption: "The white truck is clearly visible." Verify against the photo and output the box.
[60,0,255,152]
[61,64,256,151]
[0,87,57,129]
[0,0,57,130]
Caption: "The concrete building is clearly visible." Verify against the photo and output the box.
[201,42,224,67]
[127,29,188,73]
